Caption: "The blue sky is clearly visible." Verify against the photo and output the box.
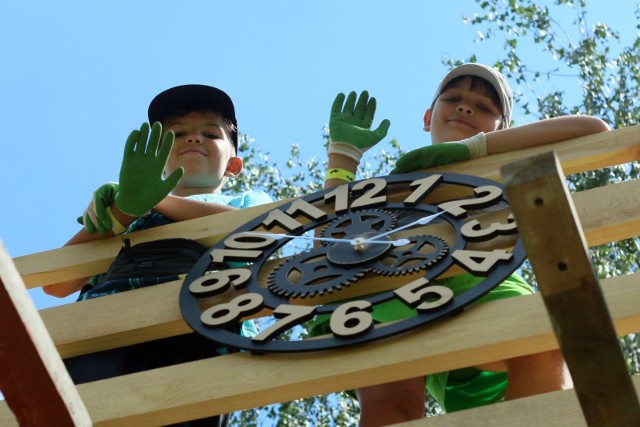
[1,0,637,310]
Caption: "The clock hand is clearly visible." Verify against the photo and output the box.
[364,210,449,243]
[243,231,410,247]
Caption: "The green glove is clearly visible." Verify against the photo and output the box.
[328,91,391,162]
[114,122,184,217]
[390,143,471,174]
[77,182,119,236]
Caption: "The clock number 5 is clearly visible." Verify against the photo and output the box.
[394,277,454,311]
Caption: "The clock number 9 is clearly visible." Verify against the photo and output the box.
[200,293,264,327]
[189,268,252,297]
[330,300,374,337]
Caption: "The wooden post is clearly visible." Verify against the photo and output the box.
[0,240,92,426]
[502,151,640,426]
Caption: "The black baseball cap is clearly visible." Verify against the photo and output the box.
[148,84,238,151]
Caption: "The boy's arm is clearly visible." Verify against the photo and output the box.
[392,115,610,174]
[486,115,610,155]
[153,195,237,221]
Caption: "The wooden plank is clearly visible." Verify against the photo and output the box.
[0,272,634,425]
[0,240,92,427]
[14,174,639,300]
[502,151,640,427]
[399,381,640,426]
[0,272,637,425]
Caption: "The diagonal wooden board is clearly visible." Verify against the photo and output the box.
[0,240,92,426]
[502,151,640,426]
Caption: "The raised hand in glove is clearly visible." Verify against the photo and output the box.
[328,91,391,163]
[114,122,184,217]
[77,182,119,236]
[390,133,487,174]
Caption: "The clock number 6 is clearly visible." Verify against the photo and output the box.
[330,300,374,337]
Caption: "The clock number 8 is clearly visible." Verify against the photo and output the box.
[200,293,264,327]
[330,300,374,337]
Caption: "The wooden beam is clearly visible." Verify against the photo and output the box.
[0,240,92,426]
[14,177,640,291]
[502,151,640,426]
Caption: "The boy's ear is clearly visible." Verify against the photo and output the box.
[224,156,243,178]
[423,109,432,132]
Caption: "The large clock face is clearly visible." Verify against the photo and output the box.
[180,172,526,353]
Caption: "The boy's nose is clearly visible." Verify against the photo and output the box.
[457,105,473,115]
[186,134,202,143]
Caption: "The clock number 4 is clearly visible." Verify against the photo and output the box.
[452,249,513,275]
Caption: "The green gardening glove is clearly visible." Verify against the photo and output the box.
[390,143,471,174]
[77,182,119,236]
[328,91,391,162]
[114,122,184,217]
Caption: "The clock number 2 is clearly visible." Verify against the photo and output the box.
[438,185,503,218]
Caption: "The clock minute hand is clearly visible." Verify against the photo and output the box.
[364,210,448,242]
[243,231,406,246]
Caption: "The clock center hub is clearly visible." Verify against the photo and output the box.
[326,232,393,266]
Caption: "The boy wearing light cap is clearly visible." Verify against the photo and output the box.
[45,84,271,427]
[324,64,609,425]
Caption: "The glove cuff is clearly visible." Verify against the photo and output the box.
[106,205,127,235]
[328,141,364,163]
[457,132,487,158]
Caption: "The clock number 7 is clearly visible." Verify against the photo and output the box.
[252,305,316,342]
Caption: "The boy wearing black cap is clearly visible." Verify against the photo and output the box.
[45,85,271,427]
[324,64,609,425]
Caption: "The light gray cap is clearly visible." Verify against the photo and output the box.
[433,63,513,127]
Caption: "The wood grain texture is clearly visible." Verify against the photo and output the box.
[503,151,640,426]
[0,241,92,426]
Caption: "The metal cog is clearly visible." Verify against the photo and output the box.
[372,235,449,276]
[320,209,396,244]
[267,246,368,298]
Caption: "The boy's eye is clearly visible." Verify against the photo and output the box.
[173,131,186,138]
[204,133,221,139]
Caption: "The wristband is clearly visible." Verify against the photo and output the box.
[106,206,127,235]
[328,142,365,163]
[325,168,356,183]
[457,132,488,158]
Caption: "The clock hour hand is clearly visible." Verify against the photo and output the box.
[364,210,449,243]
[243,231,410,247]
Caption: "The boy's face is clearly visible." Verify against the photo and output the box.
[163,111,242,194]
[426,77,503,144]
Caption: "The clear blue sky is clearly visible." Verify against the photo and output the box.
[1,1,636,309]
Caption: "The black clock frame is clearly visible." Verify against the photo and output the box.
[180,172,526,353]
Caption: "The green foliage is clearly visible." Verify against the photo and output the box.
[227,1,640,424]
